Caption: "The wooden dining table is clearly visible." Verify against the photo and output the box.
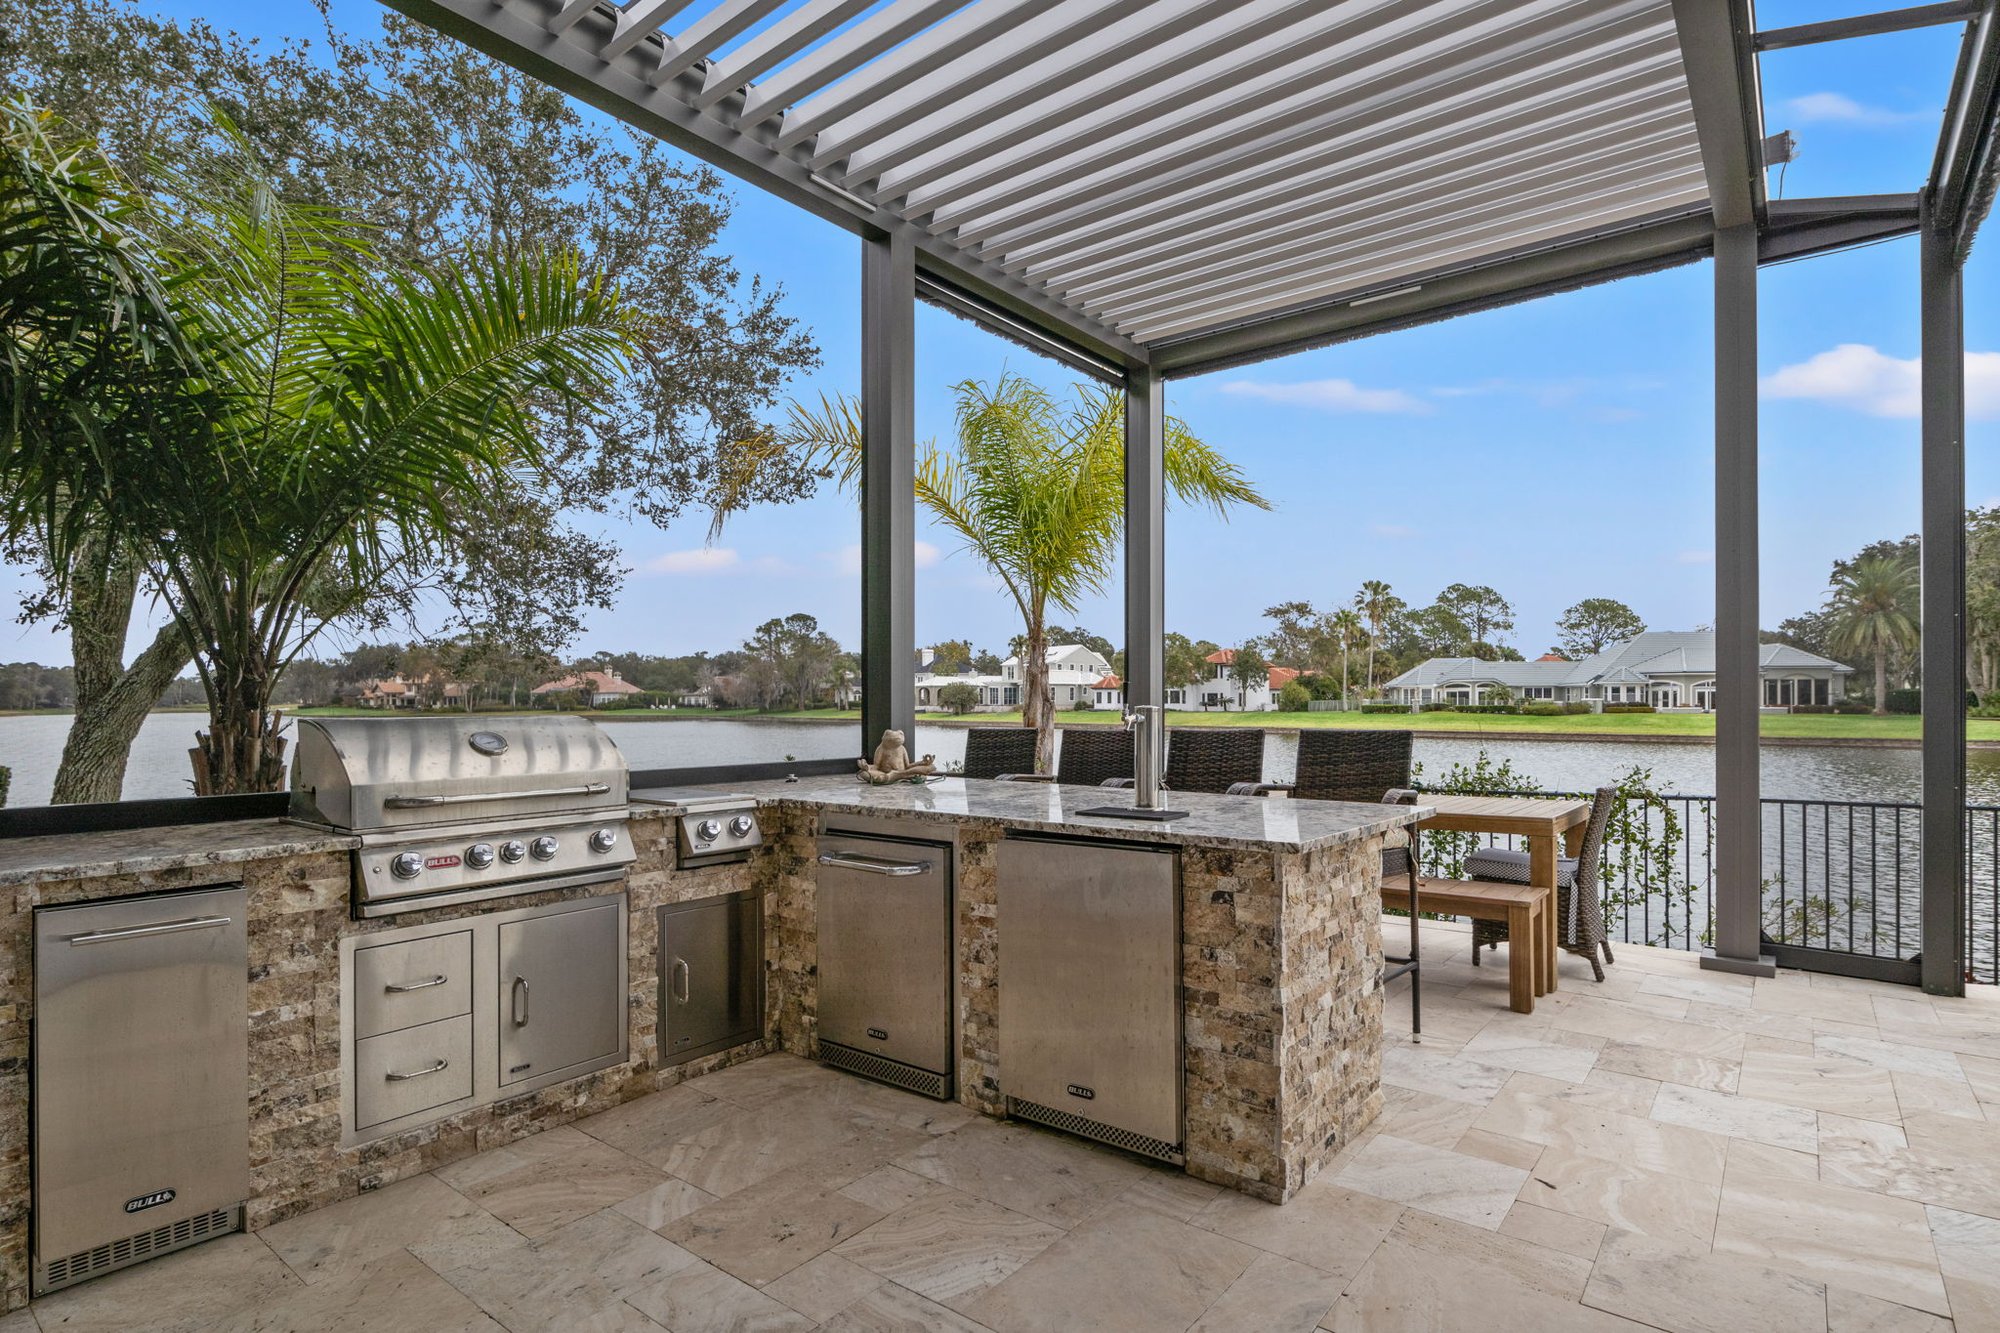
[1411,794,1594,999]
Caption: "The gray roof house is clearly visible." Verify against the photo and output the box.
[1381,632,1852,711]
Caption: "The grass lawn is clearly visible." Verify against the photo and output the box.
[242,705,2000,744]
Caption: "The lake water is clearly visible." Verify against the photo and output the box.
[4,711,1999,807]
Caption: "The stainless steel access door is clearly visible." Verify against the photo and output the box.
[659,891,762,1066]
[497,897,623,1086]
[997,836,1181,1155]
[33,885,250,1279]
[816,833,952,1085]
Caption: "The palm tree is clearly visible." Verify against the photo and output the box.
[1829,553,1920,716]
[6,130,633,792]
[769,375,1268,771]
[1355,580,1400,693]
[1329,607,1364,703]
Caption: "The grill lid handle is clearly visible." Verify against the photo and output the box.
[384,782,611,809]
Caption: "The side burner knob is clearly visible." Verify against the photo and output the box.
[729,815,756,838]
[588,828,618,854]
[529,835,560,861]
[390,852,425,880]
[695,819,723,842]
[465,842,495,869]
[498,839,527,864]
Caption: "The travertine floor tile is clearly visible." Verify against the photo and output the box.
[1324,1211,1623,1333]
[762,1252,884,1323]
[893,1119,1147,1229]
[210,1249,499,1333]
[1381,1043,1512,1105]
[1651,1081,1821,1152]
[1459,1027,1603,1083]
[1375,1084,1484,1148]
[1739,1048,1904,1123]
[1892,1070,1985,1120]
[1188,1251,1342,1333]
[611,1176,720,1231]
[660,1165,885,1285]
[1595,1040,1741,1094]
[962,1204,1254,1333]
[817,1281,995,1332]
[833,1189,1062,1308]
[1816,1036,1966,1081]
[1518,1146,1722,1250]
[416,1208,694,1332]
[260,1172,516,1286]
[1582,1227,1827,1333]
[1454,1126,1545,1170]
[577,1082,738,1162]
[1118,1166,1225,1220]
[1928,1204,2000,1333]
[1712,1171,1948,1314]
[838,1164,955,1214]
[434,1126,670,1239]
[625,1257,815,1333]
[1500,1200,1610,1259]
[1476,1081,1730,1183]
[692,1052,847,1106]
[661,1095,927,1199]
[1726,1136,1821,1183]
[1331,1133,1530,1230]
[1190,1176,1402,1278]
[1825,1286,1955,1332]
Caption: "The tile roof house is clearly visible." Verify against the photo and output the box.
[531,669,645,708]
[1381,631,1852,711]
[1169,650,1304,712]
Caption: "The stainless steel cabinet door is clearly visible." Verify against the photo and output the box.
[33,886,250,1264]
[816,835,951,1075]
[998,838,1181,1148]
[659,892,761,1065]
[497,899,622,1086]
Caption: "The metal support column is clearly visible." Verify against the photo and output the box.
[861,230,916,749]
[1124,366,1165,715]
[1920,201,1968,995]
[1704,223,1777,977]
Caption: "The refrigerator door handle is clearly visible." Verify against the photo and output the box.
[68,915,233,946]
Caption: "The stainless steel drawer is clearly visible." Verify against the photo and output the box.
[354,1016,473,1129]
[353,931,472,1039]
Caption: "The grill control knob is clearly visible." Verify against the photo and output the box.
[390,852,425,880]
[729,815,756,838]
[588,827,618,854]
[465,842,495,869]
[695,819,722,842]
[498,839,527,864]
[529,835,560,861]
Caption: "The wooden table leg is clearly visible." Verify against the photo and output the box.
[1506,900,1535,1014]
[1530,835,1559,995]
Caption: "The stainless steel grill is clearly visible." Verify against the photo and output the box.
[290,716,635,917]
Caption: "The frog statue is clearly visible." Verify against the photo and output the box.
[857,729,937,784]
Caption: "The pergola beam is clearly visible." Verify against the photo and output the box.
[1930,0,2000,257]
[1671,0,1766,229]
[379,0,1147,374]
[1754,2,1981,52]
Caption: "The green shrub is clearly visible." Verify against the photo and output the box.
[1363,703,1410,714]
[1521,702,1564,716]
[0,765,9,808]
[1446,703,1520,715]
[1418,702,1453,712]
[1603,703,1656,714]
[1278,681,1312,712]
[1790,704,1836,714]
[1563,701,1592,714]
[1886,688,1922,714]
[938,681,982,715]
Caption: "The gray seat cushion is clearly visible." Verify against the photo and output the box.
[1464,846,1577,889]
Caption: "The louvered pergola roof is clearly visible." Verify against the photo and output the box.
[388,0,1993,377]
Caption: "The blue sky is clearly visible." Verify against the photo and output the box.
[3,0,1995,667]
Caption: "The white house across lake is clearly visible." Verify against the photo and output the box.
[1380,631,1851,711]
[914,643,1113,712]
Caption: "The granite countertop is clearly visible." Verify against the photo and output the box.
[0,820,359,888]
[712,776,1430,853]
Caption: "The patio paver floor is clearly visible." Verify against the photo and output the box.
[17,920,2000,1332]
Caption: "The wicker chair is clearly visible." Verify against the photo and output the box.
[1467,785,1618,982]
[960,727,1039,780]
[1162,728,1265,794]
[1053,727,1134,787]
[1241,729,1413,802]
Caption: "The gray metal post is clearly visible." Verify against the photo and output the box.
[861,231,916,749]
[1920,200,1968,995]
[1703,223,1776,977]
[1124,366,1165,714]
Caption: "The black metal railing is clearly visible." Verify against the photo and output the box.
[1415,788,1998,986]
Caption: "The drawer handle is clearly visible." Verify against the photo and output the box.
[671,958,690,1004]
[68,915,232,945]
[384,974,448,994]
[817,852,931,877]
[385,1058,449,1082]
[512,976,529,1026]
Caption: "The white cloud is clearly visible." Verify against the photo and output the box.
[1782,92,1929,127]
[1218,377,1429,415]
[1675,549,1714,566]
[643,547,739,574]
[834,541,942,576]
[1761,343,2000,420]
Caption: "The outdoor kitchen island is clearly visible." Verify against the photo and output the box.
[744,775,1431,1204]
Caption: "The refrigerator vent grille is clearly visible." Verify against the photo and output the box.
[819,1042,950,1100]
[1007,1097,1184,1165]
[38,1206,240,1293]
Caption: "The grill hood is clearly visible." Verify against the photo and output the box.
[289,715,629,833]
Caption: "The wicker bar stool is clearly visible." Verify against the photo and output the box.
[1239,729,1414,801]
[960,727,1038,780]
[1054,727,1134,787]
[1466,786,1618,981]
[1163,728,1265,794]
